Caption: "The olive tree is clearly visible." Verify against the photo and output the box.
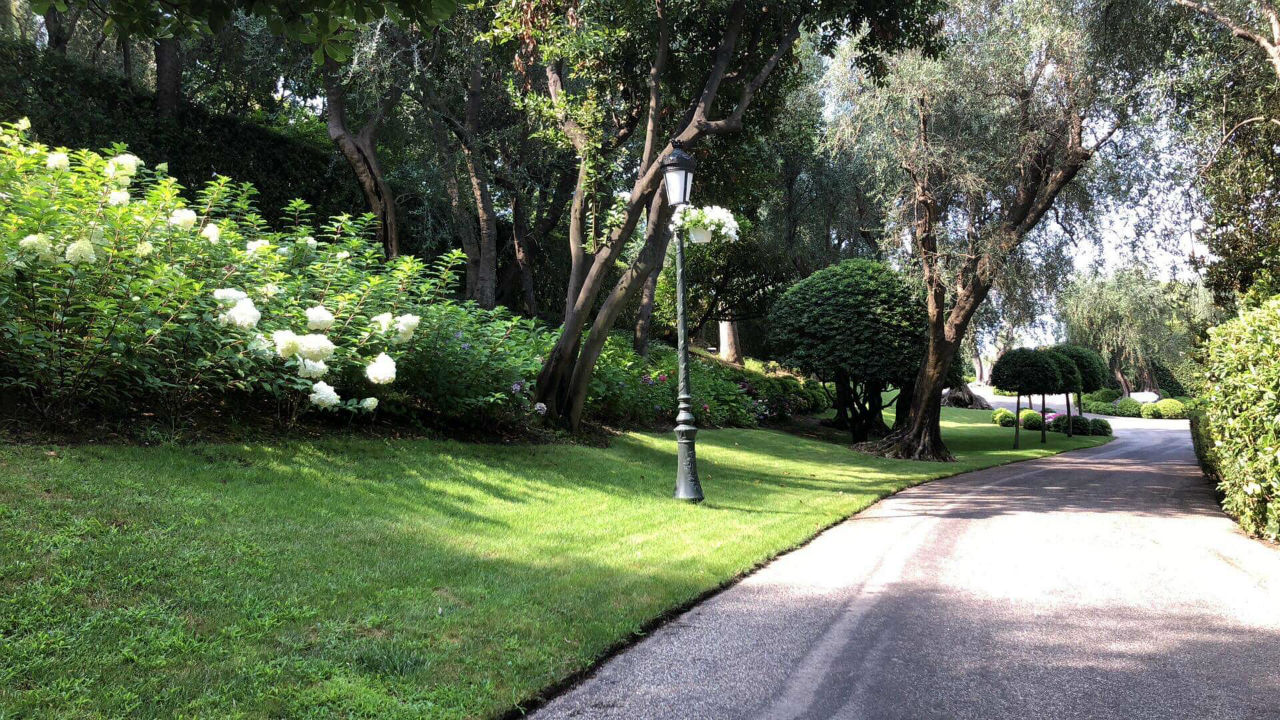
[769,259,926,442]
[825,0,1164,460]
[991,347,1061,449]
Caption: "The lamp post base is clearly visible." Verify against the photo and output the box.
[674,420,703,502]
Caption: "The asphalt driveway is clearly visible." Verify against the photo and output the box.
[532,415,1280,719]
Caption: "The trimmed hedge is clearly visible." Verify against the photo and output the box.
[1019,409,1043,430]
[1112,398,1142,417]
[1084,388,1122,403]
[1140,402,1161,419]
[1089,418,1112,436]
[992,408,1015,426]
[1048,414,1091,435]
[1154,398,1187,419]
[1200,296,1280,540]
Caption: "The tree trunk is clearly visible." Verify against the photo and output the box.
[830,368,853,429]
[562,197,675,428]
[1014,394,1021,449]
[323,63,400,259]
[43,8,72,54]
[462,147,498,308]
[154,37,182,120]
[718,320,742,364]
[432,118,480,294]
[633,266,661,356]
[1065,391,1073,438]
[972,348,985,384]
[1040,395,1047,444]
[119,32,134,85]
[1113,366,1131,396]
[510,196,538,316]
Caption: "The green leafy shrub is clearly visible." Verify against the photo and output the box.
[1112,398,1142,417]
[1084,388,1122,403]
[991,348,1061,397]
[1153,398,1187,419]
[991,387,1019,396]
[1019,409,1043,430]
[1082,400,1111,414]
[1140,403,1161,419]
[1088,418,1112,436]
[1047,414,1090,435]
[769,259,924,440]
[992,408,1015,426]
[1201,296,1280,540]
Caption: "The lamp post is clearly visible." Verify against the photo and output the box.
[662,140,703,503]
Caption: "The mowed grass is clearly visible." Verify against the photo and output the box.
[0,408,1106,719]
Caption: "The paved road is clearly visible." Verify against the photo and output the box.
[533,416,1280,719]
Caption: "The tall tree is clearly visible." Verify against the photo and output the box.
[827,0,1163,460]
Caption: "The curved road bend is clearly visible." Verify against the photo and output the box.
[532,417,1280,720]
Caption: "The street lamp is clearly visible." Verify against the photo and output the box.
[662,140,703,503]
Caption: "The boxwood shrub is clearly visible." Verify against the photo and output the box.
[1112,398,1142,417]
[1088,418,1112,436]
[992,408,1015,426]
[1019,409,1044,430]
[1154,398,1187,419]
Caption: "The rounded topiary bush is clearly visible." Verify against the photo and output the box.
[1049,414,1091,435]
[1053,344,1108,395]
[992,408,1015,426]
[1019,409,1043,430]
[1154,398,1187,419]
[991,348,1062,397]
[1140,402,1161,419]
[1201,296,1280,540]
[1112,397,1142,417]
[1089,418,1112,436]
[1085,388,1122,403]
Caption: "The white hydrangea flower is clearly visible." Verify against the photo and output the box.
[213,288,248,304]
[359,397,379,411]
[309,381,340,408]
[305,305,335,331]
[371,312,394,333]
[18,234,51,256]
[108,190,130,206]
[219,298,260,329]
[298,359,328,379]
[365,352,397,385]
[296,334,335,362]
[46,152,69,171]
[135,241,154,257]
[109,153,140,175]
[200,224,221,243]
[301,236,317,249]
[15,117,29,131]
[65,239,96,264]
[392,314,420,345]
[168,208,198,230]
[272,330,301,358]
[259,283,280,298]
[245,240,270,254]
[336,250,350,260]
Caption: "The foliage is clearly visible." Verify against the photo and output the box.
[1153,398,1188,419]
[1084,388,1122,403]
[1089,418,1112,436]
[768,259,925,439]
[0,40,363,225]
[1139,402,1161,419]
[1200,295,1280,539]
[1053,344,1107,394]
[1044,349,1082,394]
[991,408,1015,427]
[1151,361,1189,397]
[0,125,815,431]
[1059,268,1220,392]
[1048,413,1091,435]
[1112,397,1143,417]
[1019,409,1044,431]
[991,348,1061,396]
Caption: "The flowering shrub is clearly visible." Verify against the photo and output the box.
[0,122,545,427]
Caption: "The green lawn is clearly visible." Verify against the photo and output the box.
[0,408,1106,719]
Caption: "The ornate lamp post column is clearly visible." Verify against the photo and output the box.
[661,141,703,503]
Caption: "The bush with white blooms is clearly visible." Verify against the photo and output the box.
[0,121,550,426]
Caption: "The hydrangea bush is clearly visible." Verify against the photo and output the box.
[0,121,547,427]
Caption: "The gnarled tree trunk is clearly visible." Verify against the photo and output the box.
[718,320,742,364]
[323,59,401,259]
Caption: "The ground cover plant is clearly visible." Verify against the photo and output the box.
[0,407,1106,718]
